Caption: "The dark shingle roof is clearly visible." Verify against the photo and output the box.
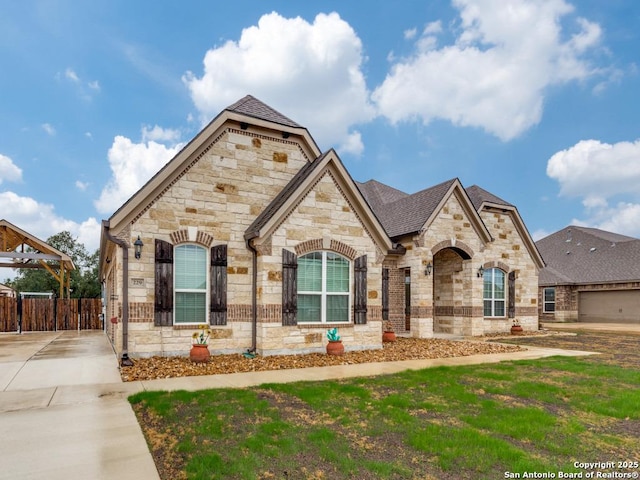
[356,180,409,212]
[536,226,640,285]
[226,95,302,128]
[360,179,457,239]
[465,185,513,210]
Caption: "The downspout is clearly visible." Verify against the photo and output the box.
[102,220,134,367]
[246,238,258,354]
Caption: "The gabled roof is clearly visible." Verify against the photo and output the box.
[357,178,492,243]
[356,179,409,212]
[537,226,640,285]
[226,95,302,128]
[245,149,393,253]
[466,185,513,210]
[105,95,321,231]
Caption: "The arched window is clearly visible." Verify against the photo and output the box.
[174,244,208,324]
[483,268,505,317]
[297,251,350,323]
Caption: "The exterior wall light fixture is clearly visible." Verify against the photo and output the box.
[477,266,485,278]
[134,236,144,259]
[424,262,432,276]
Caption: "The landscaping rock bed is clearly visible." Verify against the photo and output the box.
[120,337,525,382]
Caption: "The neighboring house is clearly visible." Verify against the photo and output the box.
[537,226,640,324]
[100,95,544,361]
[0,283,16,298]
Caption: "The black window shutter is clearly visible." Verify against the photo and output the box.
[154,239,173,326]
[382,268,389,321]
[508,271,516,318]
[354,255,367,324]
[282,249,297,326]
[210,245,228,325]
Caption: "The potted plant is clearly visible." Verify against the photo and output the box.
[190,324,211,363]
[382,320,396,342]
[510,319,523,335]
[326,328,344,356]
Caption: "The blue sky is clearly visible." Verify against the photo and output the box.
[1,0,639,262]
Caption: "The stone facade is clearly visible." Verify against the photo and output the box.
[101,96,543,359]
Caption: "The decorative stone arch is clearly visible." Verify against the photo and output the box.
[430,239,474,260]
[481,260,510,273]
[169,228,215,247]
[294,238,358,260]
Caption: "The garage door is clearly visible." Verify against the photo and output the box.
[579,290,640,323]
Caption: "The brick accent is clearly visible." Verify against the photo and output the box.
[170,229,189,244]
[411,306,434,317]
[129,302,153,322]
[482,260,510,273]
[294,239,323,256]
[431,239,474,258]
[330,240,358,260]
[434,306,481,317]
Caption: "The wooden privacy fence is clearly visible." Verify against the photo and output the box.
[0,297,17,332]
[0,298,103,332]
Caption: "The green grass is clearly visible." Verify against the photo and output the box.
[129,356,640,480]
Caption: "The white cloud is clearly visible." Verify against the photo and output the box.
[94,134,182,215]
[42,123,56,136]
[183,11,374,156]
[75,180,90,191]
[372,0,604,140]
[547,139,640,206]
[141,125,181,143]
[423,21,443,36]
[547,138,640,237]
[65,68,80,83]
[0,191,101,251]
[532,228,552,241]
[404,28,418,40]
[0,154,23,184]
[58,68,100,99]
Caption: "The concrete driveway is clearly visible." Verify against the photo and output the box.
[546,322,640,335]
[0,331,159,480]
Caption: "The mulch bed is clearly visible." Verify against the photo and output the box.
[120,336,530,382]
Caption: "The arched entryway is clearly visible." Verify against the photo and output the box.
[432,242,473,335]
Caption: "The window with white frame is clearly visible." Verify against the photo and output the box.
[174,244,208,324]
[543,287,556,313]
[297,251,350,323]
[483,268,505,317]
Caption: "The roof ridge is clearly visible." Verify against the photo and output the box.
[225,95,302,128]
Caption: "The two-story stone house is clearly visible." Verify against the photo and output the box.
[100,95,544,362]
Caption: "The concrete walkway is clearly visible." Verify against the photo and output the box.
[0,329,598,480]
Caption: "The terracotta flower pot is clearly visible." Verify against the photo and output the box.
[326,340,344,356]
[190,344,210,363]
[510,325,523,335]
[382,331,396,342]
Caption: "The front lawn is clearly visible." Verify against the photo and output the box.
[130,352,640,479]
